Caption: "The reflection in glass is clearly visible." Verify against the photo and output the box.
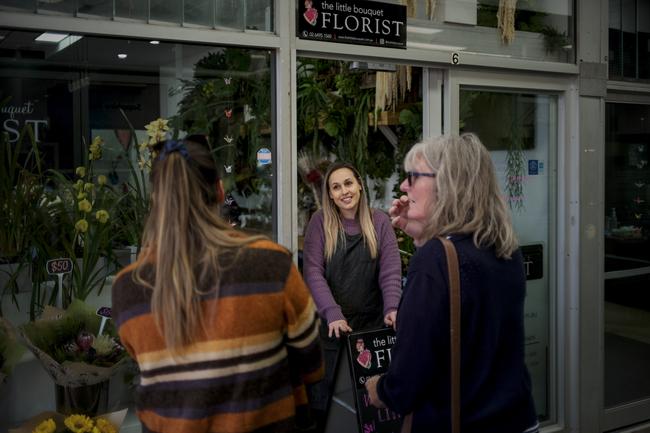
[37,0,74,14]
[115,0,147,20]
[215,0,244,30]
[461,88,556,421]
[0,0,30,11]
[0,30,274,238]
[1,0,275,33]
[403,0,574,63]
[246,0,274,31]
[184,0,213,27]
[77,0,113,17]
[609,0,650,80]
[604,102,650,407]
[150,0,181,23]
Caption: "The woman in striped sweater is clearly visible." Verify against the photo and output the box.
[112,136,323,433]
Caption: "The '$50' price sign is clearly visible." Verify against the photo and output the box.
[46,258,73,275]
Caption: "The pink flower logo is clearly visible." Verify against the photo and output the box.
[304,1,318,26]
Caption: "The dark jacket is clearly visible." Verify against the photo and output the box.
[377,234,537,433]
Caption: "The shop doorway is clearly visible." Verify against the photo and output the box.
[295,57,428,433]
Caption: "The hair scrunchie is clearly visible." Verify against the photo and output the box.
[158,139,190,161]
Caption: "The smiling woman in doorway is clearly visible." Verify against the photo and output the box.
[302,161,402,432]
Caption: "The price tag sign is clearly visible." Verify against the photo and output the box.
[96,306,112,318]
[96,306,112,336]
[47,258,73,308]
[46,258,73,275]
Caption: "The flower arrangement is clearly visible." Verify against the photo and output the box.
[19,300,127,388]
[32,413,117,433]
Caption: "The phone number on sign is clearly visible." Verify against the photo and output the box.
[302,31,333,39]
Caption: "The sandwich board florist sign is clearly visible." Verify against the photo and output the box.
[298,0,407,49]
[347,327,404,433]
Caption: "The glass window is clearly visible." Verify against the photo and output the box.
[376,0,575,63]
[36,0,74,14]
[150,0,181,23]
[184,0,214,27]
[215,0,244,30]
[246,0,274,31]
[604,102,650,407]
[77,0,113,17]
[115,0,147,20]
[0,30,274,240]
[609,0,650,80]
[0,0,275,32]
[460,88,557,422]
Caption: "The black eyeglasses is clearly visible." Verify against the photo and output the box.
[406,171,436,186]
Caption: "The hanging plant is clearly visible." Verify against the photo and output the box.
[497,0,518,44]
[505,132,526,212]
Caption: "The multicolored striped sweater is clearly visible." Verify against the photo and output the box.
[112,240,324,433]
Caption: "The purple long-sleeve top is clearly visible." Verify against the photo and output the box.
[302,209,402,324]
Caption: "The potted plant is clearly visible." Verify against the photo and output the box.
[0,123,48,317]
[42,136,121,307]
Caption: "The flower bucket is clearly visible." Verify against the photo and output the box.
[18,301,128,388]
[55,379,109,416]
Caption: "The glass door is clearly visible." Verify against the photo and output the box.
[603,101,650,430]
[449,69,569,428]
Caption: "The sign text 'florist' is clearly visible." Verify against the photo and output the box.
[298,0,407,49]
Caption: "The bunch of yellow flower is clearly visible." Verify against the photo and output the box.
[72,166,110,233]
[138,117,170,169]
[32,414,117,433]
[88,136,104,161]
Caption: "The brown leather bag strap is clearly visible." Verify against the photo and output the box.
[439,236,461,433]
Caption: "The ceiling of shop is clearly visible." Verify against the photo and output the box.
[0,29,217,74]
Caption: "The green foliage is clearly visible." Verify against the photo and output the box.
[0,120,44,259]
[170,48,272,193]
[112,109,151,249]
[0,116,53,316]
[0,318,24,379]
[297,59,385,182]
[539,26,570,54]
[44,138,122,306]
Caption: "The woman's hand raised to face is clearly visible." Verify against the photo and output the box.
[388,195,410,229]
[389,195,424,242]
[328,319,353,338]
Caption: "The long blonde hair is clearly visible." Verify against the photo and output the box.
[404,133,518,258]
[134,136,265,351]
[321,162,378,261]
